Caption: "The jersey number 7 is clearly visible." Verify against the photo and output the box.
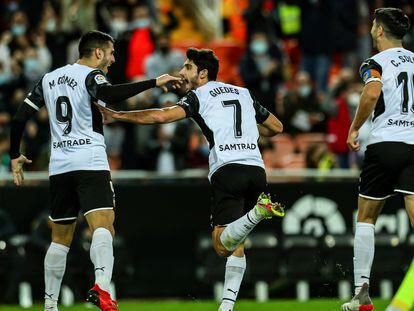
[222,100,242,138]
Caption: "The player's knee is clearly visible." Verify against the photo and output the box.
[52,234,73,247]
[213,241,231,258]
[91,225,115,237]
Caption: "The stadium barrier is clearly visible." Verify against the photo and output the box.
[0,169,410,301]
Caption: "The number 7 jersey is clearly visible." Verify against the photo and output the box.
[24,63,110,176]
[177,81,270,179]
[359,47,414,146]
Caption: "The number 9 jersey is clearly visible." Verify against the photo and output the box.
[24,63,110,176]
[359,47,414,146]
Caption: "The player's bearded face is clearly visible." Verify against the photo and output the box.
[371,20,379,49]
[98,43,115,74]
[179,60,200,92]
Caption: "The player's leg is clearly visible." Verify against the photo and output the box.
[385,164,414,311]
[76,170,117,310]
[45,173,79,311]
[341,197,383,311]
[218,244,246,311]
[217,166,284,255]
[44,222,76,311]
[343,143,397,311]
[354,197,384,293]
[85,209,115,293]
[402,193,414,229]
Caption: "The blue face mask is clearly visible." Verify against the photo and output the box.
[132,18,150,29]
[24,58,39,72]
[11,24,26,36]
[0,73,9,85]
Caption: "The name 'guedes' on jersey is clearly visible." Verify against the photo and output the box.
[177,81,270,179]
[24,63,110,176]
[360,47,414,145]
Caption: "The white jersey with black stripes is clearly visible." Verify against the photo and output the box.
[177,81,269,179]
[24,63,110,176]
[360,47,414,146]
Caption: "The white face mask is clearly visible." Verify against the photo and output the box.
[250,40,268,55]
[298,85,312,97]
[347,93,360,107]
[45,20,57,33]
[111,19,128,33]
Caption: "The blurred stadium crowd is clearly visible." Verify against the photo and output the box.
[0,0,414,174]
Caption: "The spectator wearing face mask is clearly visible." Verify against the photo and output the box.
[280,71,325,134]
[10,11,28,38]
[22,34,52,87]
[144,32,185,102]
[39,2,78,70]
[126,4,155,80]
[107,6,129,40]
[239,32,285,114]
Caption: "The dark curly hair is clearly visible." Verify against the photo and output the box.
[374,7,411,40]
[78,30,114,58]
[186,48,219,81]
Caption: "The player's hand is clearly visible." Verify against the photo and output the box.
[155,74,183,92]
[11,155,32,186]
[347,129,360,152]
[95,103,120,124]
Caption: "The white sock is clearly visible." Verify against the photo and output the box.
[44,299,58,311]
[220,207,263,252]
[90,227,114,292]
[354,222,375,295]
[219,255,246,311]
[44,242,69,304]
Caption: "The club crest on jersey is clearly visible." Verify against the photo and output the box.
[94,74,107,85]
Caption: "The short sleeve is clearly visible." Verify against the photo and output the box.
[359,58,382,85]
[24,77,45,111]
[176,91,200,118]
[249,90,270,124]
[85,69,111,99]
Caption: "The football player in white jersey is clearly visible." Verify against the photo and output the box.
[98,48,285,311]
[342,8,412,311]
[9,30,181,311]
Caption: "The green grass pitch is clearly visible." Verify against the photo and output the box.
[0,299,393,310]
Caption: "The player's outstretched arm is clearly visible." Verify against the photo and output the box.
[91,74,182,104]
[97,104,187,125]
[347,81,382,152]
[258,113,283,137]
[9,103,35,186]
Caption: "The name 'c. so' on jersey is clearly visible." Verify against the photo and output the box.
[360,47,414,145]
[177,81,270,179]
[23,63,110,176]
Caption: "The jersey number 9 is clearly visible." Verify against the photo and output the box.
[56,96,73,135]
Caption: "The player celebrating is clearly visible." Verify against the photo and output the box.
[98,48,285,311]
[342,8,412,311]
[9,30,180,311]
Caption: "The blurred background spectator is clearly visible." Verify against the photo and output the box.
[0,0,413,173]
